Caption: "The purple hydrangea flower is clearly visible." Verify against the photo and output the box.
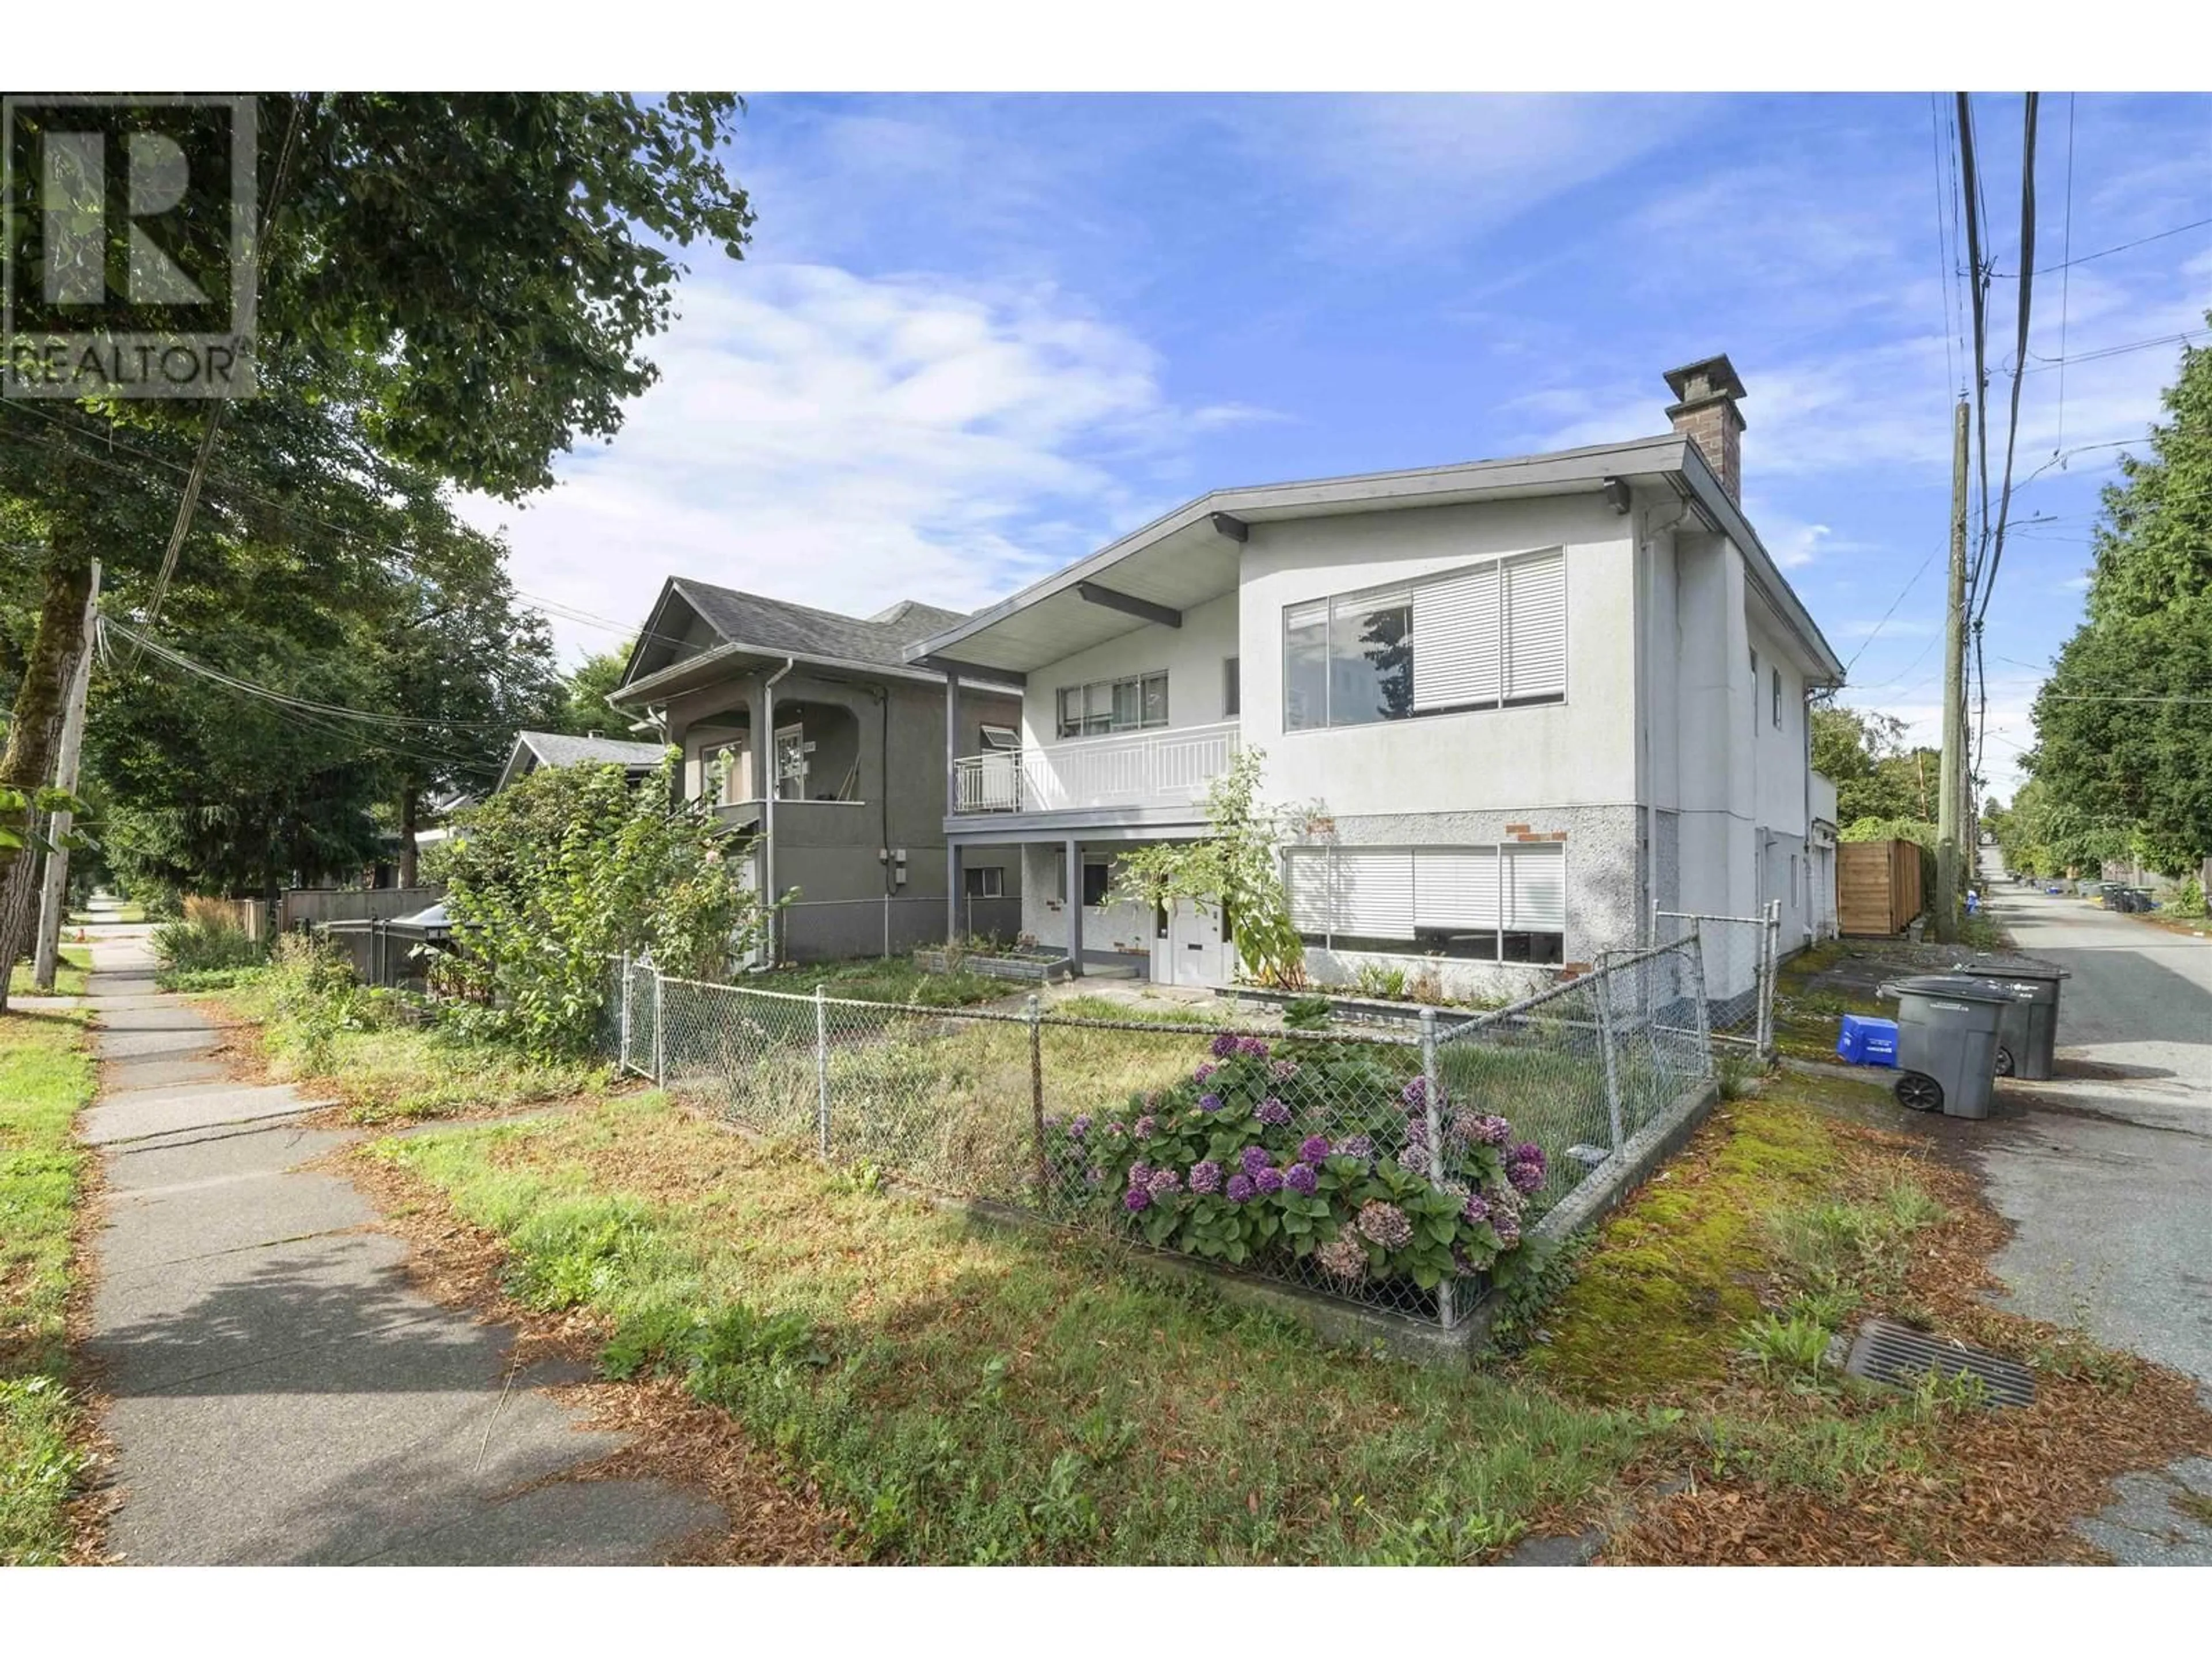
[1147,1166,1182,1196]
[1085,1164,1105,1187]
[1127,1161,1153,1189]
[1069,1115,1092,1141]
[1134,1114,1158,1139]
[1461,1189,1491,1226]
[1286,1162,1318,1196]
[1357,1200,1414,1250]
[1210,1033,1241,1059]
[1506,1143,1547,1195]
[1315,1236,1368,1282]
[1105,1122,1127,1141]
[1299,1134,1332,1162]
[1239,1036,1271,1059]
[1403,1114,1430,1145]
[1270,1059,1300,1082]
[1401,1075,1430,1110]
[1339,1134,1374,1160]
[1193,1062,1218,1084]
[1475,1115,1513,1147]
[1255,1097,1292,1127]
[1396,1145,1434,1177]
[1123,1187,1152,1213]
[1253,1166,1286,1195]
[1188,1160,1224,1195]
[1225,1173,1256,1203]
[1493,1208,1522,1248]
[1198,1093,1224,1114]
[1239,1145,1273,1178]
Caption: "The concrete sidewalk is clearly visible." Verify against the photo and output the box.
[77,904,718,1564]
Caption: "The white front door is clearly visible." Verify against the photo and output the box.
[1158,899,1226,987]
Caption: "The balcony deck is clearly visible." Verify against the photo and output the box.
[950,720,1238,827]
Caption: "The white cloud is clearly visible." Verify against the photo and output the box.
[467,264,1207,660]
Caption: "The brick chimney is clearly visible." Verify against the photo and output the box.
[1663,354,1747,503]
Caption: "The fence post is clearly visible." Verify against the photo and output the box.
[815,983,831,1159]
[882,895,891,961]
[1027,993,1048,1199]
[1419,1007,1456,1332]
[653,967,665,1085]
[1685,927,1713,1071]
[618,951,632,1072]
[1756,900,1779,1058]
[372,918,386,987]
[1593,964,1626,1153]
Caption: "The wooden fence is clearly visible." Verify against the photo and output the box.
[181,894,270,941]
[277,886,444,931]
[1838,840,1924,937]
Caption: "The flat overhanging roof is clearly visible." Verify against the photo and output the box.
[902,433,1844,683]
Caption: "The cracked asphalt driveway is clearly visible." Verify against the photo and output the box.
[1969,871,2212,1563]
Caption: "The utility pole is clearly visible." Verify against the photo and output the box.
[1936,403,1968,944]
[32,562,100,991]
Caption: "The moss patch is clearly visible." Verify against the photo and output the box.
[1529,1089,1859,1399]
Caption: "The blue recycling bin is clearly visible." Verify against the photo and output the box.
[1838,1014,1900,1068]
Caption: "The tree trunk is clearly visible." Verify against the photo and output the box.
[399,782,419,888]
[0,552,96,888]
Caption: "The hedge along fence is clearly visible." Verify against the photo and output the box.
[608,938,1713,1332]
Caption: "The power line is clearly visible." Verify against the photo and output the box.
[1990,212,2212,279]
[1841,550,1941,676]
[1975,91,2040,636]
[2055,94,2076,454]
[1956,93,1993,589]
[2020,328,2210,374]
[1930,94,1960,400]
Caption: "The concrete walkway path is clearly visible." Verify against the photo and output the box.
[76,902,719,1564]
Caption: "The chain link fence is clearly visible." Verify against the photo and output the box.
[1652,902,1780,1054]
[605,940,1712,1330]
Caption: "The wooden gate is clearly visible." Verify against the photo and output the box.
[1838,840,1924,936]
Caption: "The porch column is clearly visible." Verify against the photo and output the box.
[1065,835,1084,976]
[945,675,959,942]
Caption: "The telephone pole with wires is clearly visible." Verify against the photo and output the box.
[32,562,101,990]
[1938,402,1969,945]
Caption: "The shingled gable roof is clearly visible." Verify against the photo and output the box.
[494,730,670,793]
[614,578,983,698]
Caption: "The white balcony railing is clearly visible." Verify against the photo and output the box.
[952,721,1240,816]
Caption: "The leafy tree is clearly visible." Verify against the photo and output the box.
[555,642,638,738]
[1810,703,1937,825]
[428,755,767,1056]
[2028,327,2212,872]
[0,93,751,887]
[1109,748,1308,988]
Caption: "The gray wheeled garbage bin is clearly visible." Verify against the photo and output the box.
[1964,961,2068,1080]
[1880,974,2012,1119]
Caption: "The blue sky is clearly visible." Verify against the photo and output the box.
[471,93,2212,797]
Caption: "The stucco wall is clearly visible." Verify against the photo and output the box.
[1747,607,1809,839]
[1018,590,1241,748]
[1240,495,1638,815]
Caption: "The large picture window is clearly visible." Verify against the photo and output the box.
[1282,548,1565,731]
[1282,842,1565,965]
[1056,672,1168,739]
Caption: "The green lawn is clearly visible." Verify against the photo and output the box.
[745,956,1012,1008]
[373,1094,1655,1563]
[6,944,90,1001]
[216,973,612,1125]
[0,1007,96,1564]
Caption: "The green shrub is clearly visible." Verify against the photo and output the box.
[150,914,268,975]
[1737,1312,1835,1381]
[2168,877,2209,918]
[1351,961,1410,1001]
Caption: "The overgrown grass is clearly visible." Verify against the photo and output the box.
[6,944,89,1000]
[150,913,268,976]
[215,942,608,1124]
[746,956,1012,1007]
[156,964,270,994]
[0,1009,96,1563]
[372,1094,1660,1563]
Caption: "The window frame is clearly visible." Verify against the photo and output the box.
[1223,655,1241,718]
[963,863,1005,899]
[1282,841,1566,965]
[1081,856,1113,908]
[1054,672,1171,741]
[700,738,749,806]
[1281,547,1566,733]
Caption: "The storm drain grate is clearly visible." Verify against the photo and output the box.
[1842,1319,2038,1408]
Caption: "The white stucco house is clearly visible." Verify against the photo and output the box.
[910,355,1846,998]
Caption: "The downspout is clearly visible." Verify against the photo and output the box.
[760,657,796,963]
[872,685,892,895]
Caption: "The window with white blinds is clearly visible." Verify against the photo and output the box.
[1287,547,1566,728]
[1282,841,1565,962]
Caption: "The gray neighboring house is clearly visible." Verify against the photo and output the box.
[607,578,1024,962]
[493,729,672,794]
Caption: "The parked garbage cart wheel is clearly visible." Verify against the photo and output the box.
[1894,1071,1944,1113]
[1993,1045,2016,1078]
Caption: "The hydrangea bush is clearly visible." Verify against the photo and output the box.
[1044,1032,1546,1296]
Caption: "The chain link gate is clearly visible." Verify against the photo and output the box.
[1650,902,1780,1054]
